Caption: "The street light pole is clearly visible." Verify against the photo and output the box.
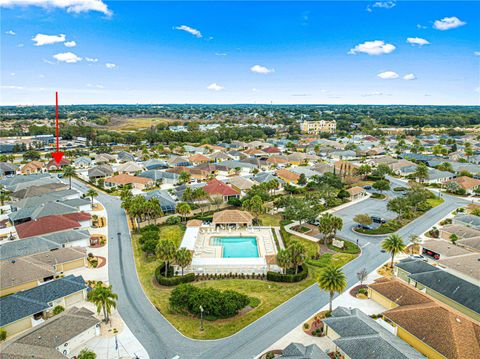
[199,305,204,331]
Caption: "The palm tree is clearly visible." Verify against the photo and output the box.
[175,248,193,275]
[179,171,191,185]
[0,185,11,206]
[146,197,163,223]
[176,202,192,223]
[87,282,118,323]
[381,234,406,268]
[85,188,98,209]
[287,241,306,274]
[317,265,347,312]
[276,249,291,274]
[318,213,343,248]
[63,166,76,190]
[156,239,177,277]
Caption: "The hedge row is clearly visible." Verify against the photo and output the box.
[155,264,195,286]
[267,266,308,283]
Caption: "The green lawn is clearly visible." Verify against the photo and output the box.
[258,213,283,227]
[427,197,444,208]
[131,223,358,339]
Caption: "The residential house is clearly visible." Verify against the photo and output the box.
[10,182,68,200]
[439,224,480,241]
[0,306,100,358]
[94,153,115,164]
[369,278,480,359]
[0,275,88,337]
[0,162,17,177]
[15,212,91,239]
[144,190,177,213]
[142,158,168,170]
[0,247,86,296]
[322,307,424,359]
[330,150,356,160]
[452,214,480,230]
[266,156,289,167]
[209,151,231,163]
[277,343,329,359]
[394,259,480,321]
[73,156,92,169]
[104,173,154,190]
[116,161,144,175]
[420,239,471,261]
[189,153,210,164]
[87,164,114,181]
[346,186,367,201]
[9,201,81,225]
[203,179,240,202]
[117,151,135,162]
[224,176,255,193]
[275,169,300,184]
[138,169,179,185]
[444,176,480,194]
[420,168,454,184]
[20,160,44,175]
[437,252,480,285]
[0,230,92,260]
[334,160,359,177]
[167,155,191,167]
[46,158,71,171]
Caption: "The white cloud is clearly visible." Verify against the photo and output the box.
[87,83,104,89]
[377,71,399,79]
[5,30,15,35]
[85,57,98,62]
[433,16,466,30]
[105,63,116,69]
[250,64,275,74]
[361,91,392,97]
[407,37,430,46]
[349,40,395,55]
[32,33,65,46]
[64,40,76,47]
[1,85,24,90]
[207,83,224,91]
[215,52,227,56]
[175,25,202,38]
[474,51,480,56]
[1,0,111,16]
[10,72,15,76]
[416,24,427,29]
[367,1,396,12]
[403,73,416,81]
[53,52,82,63]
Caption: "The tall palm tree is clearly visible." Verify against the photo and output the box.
[176,202,192,223]
[317,265,347,312]
[63,166,76,190]
[146,197,163,223]
[175,247,193,276]
[156,239,177,277]
[382,234,406,268]
[276,249,292,274]
[87,282,118,323]
[0,185,11,206]
[318,213,343,248]
[287,241,306,274]
[85,188,98,209]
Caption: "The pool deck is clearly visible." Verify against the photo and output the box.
[179,225,280,274]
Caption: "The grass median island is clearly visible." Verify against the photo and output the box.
[131,220,359,339]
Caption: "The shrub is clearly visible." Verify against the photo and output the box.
[267,266,308,283]
[139,230,160,245]
[228,197,242,207]
[52,305,65,315]
[169,284,250,319]
[155,264,195,286]
[358,288,368,295]
[140,224,160,234]
[393,187,407,192]
[0,328,6,341]
[303,323,310,330]
[166,216,181,225]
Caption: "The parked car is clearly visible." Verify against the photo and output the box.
[363,185,372,190]
[409,254,427,262]
[356,224,373,230]
[371,216,386,224]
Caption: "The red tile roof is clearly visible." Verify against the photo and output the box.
[15,214,84,239]
[203,179,239,196]
[263,146,281,154]
[47,158,71,168]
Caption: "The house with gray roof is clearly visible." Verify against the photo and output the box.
[138,169,179,185]
[11,182,68,200]
[0,275,88,337]
[0,173,51,189]
[117,150,135,162]
[144,189,177,213]
[322,307,424,359]
[73,156,92,168]
[87,164,114,180]
[10,189,80,210]
[422,168,454,184]
[394,258,440,282]
[0,162,17,177]
[8,201,80,225]
[142,158,168,170]
[252,171,285,185]
[277,343,329,359]
[0,306,100,358]
[453,214,480,230]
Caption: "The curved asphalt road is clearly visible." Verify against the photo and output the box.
[71,179,468,359]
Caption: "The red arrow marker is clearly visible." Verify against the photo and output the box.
[51,91,64,164]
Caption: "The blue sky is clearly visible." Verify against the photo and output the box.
[1,1,479,105]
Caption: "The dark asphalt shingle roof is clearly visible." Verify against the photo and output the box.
[279,342,329,358]
[408,270,480,314]
[395,258,440,275]
[0,275,87,327]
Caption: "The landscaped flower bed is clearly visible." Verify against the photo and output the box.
[303,310,330,337]
[349,284,368,299]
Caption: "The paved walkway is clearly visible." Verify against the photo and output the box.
[71,178,468,359]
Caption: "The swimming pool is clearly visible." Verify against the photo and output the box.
[210,236,259,258]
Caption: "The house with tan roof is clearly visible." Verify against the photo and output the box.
[212,210,254,227]
[266,156,289,167]
[225,176,255,193]
[189,153,210,164]
[369,278,480,359]
[440,224,480,241]
[20,161,44,175]
[116,161,144,175]
[104,173,154,190]
[275,169,300,184]
[445,175,480,194]
[346,186,367,201]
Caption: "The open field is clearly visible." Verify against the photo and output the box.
[106,117,172,131]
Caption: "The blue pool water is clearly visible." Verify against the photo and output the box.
[210,236,259,258]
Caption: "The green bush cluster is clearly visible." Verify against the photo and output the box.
[155,264,195,286]
[267,266,308,283]
[169,284,250,319]
[356,220,402,235]
[165,216,181,225]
